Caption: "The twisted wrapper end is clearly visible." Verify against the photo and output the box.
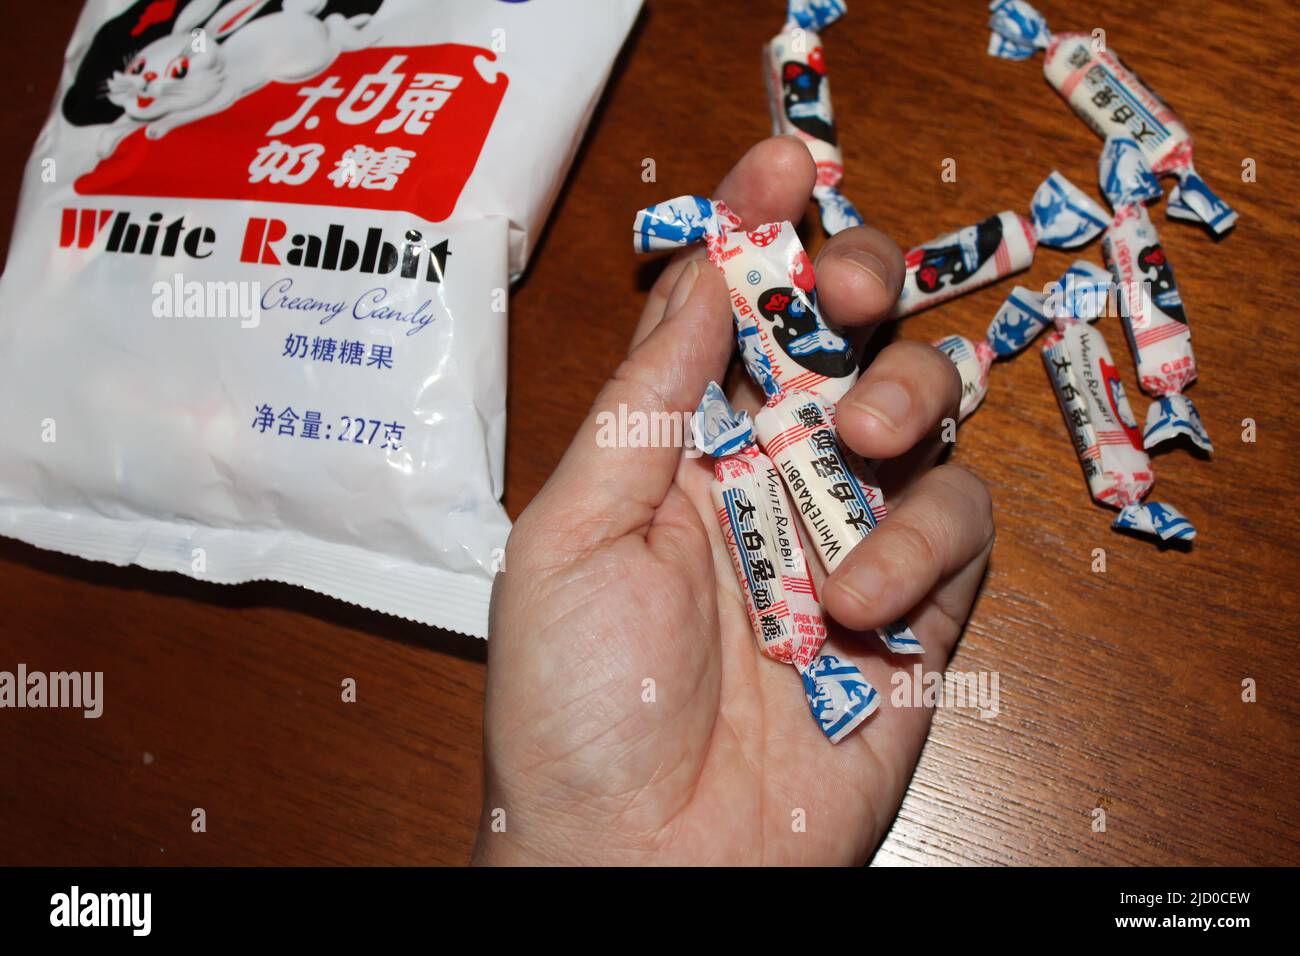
[801,654,880,744]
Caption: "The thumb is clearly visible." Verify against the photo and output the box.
[518,260,733,558]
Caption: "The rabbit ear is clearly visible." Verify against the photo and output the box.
[172,0,223,36]
[202,0,276,41]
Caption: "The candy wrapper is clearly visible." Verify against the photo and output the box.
[937,260,1114,421]
[763,0,864,235]
[634,195,922,655]
[754,390,922,654]
[993,274,1197,542]
[891,171,1107,318]
[987,0,1237,236]
[1099,137,1212,453]
[695,382,879,743]
[634,197,858,403]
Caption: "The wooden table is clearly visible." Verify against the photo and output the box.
[2,0,1297,866]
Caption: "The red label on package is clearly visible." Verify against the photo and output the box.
[76,45,507,223]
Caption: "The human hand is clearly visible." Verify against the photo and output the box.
[474,136,994,866]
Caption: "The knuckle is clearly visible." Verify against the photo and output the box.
[607,358,673,415]
[933,464,995,542]
[884,340,963,416]
[890,517,944,579]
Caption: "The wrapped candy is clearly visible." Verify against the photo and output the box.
[890,171,1107,318]
[695,382,880,743]
[985,264,1196,541]
[1099,136,1212,453]
[987,0,1237,236]
[1043,322,1195,541]
[763,0,864,235]
[937,260,1114,421]
[634,195,923,654]
[634,196,858,403]
[754,389,922,654]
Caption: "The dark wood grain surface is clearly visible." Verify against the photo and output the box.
[1,0,1297,866]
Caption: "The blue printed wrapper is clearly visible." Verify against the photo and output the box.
[986,0,1050,59]
[1100,137,1164,210]
[693,381,755,458]
[894,171,1102,320]
[645,203,920,728]
[1144,394,1212,455]
[1030,172,1108,249]
[801,654,880,744]
[939,260,1112,422]
[735,326,781,399]
[787,0,846,32]
[1041,321,1195,543]
[991,259,1114,351]
[1165,172,1238,236]
[767,1,860,235]
[636,201,857,404]
[812,184,865,236]
[876,620,923,655]
[753,389,924,656]
[632,195,740,253]
[1114,502,1196,542]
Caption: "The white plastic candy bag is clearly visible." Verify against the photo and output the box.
[0,0,642,636]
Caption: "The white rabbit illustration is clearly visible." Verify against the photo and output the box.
[99,0,375,157]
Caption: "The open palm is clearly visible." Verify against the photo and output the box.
[475,138,993,866]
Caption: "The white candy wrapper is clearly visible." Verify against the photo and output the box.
[1042,321,1195,542]
[694,381,880,744]
[763,0,863,235]
[754,390,922,655]
[0,0,642,637]
[634,195,922,656]
[987,0,1237,235]
[891,171,1107,318]
[1099,137,1212,454]
[633,200,857,404]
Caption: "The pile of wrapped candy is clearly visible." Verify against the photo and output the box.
[931,0,1230,539]
[627,0,1232,743]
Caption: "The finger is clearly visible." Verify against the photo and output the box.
[714,134,818,233]
[812,225,906,330]
[629,136,817,351]
[873,435,956,503]
[628,249,708,353]
[521,261,733,554]
[822,464,994,639]
[834,340,961,461]
[896,550,992,650]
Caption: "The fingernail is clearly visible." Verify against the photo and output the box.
[833,248,889,288]
[665,259,700,317]
[837,567,885,610]
[852,381,911,431]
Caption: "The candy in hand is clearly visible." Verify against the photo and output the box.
[695,381,881,743]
